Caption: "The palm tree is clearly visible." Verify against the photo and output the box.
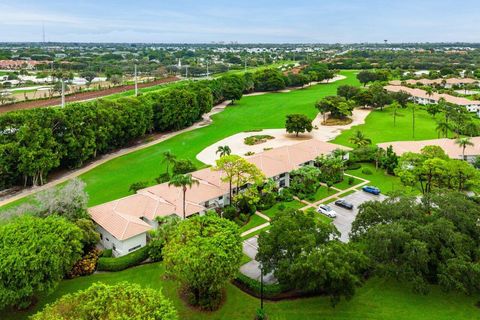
[168,174,199,219]
[216,145,231,158]
[161,151,177,177]
[455,137,474,160]
[436,121,450,138]
[349,130,372,148]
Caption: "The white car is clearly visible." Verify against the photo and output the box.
[317,204,337,218]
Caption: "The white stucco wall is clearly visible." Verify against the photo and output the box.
[96,225,147,257]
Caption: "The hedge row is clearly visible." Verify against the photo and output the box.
[234,273,285,298]
[96,246,149,272]
[0,68,294,190]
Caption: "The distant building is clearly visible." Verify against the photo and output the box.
[0,60,47,70]
[385,85,480,116]
[378,137,480,162]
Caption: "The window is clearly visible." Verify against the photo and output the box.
[128,244,142,252]
[279,180,286,187]
[218,196,223,200]
[106,237,109,242]
[99,233,103,240]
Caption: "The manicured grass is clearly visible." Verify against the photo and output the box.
[261,200,305,219]
[0,70,360,213]
[334,176,364,190]
[345,163,413,194]
[239,214,268,233]
[332,104,450,148]
[4,262,479,320]
[240,253,251,265]
[242,226,271,240]
[312,187,337,202]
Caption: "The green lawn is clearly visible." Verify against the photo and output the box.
[0,70,360,212]
[312,187,338,202]
[261,200,305,219]
[239,214,268,233]
[345,163,412,194]
[334,176,364,190]
[5,262,478,320]
[332,104,448,148]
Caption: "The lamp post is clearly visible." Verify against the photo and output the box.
[260,263,264,310]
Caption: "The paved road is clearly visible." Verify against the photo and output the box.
[331,190,386,242]
[240,236,277,285]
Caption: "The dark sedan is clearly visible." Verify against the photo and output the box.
[334,199,354,210]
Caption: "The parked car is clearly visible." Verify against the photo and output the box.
[317,204,337,218]
[335,199,354,210]
[362,185,381,195]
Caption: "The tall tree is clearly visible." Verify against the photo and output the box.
[168,174,199,219]
[285,114,313,137]
[213,155,263,205]
[162,151,177,177]
[455,137,474,160]
[163,213,242,310]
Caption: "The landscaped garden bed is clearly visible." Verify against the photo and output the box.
[244,134,275,145]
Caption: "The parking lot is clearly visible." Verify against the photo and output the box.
[331,190,386,242]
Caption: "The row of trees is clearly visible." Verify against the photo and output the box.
[0,66,319,190]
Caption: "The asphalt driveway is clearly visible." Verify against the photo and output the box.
[331,190,386,242]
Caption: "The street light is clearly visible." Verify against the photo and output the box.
[260,263,264,310]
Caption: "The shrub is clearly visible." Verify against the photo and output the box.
[256,308,267,320]
[101,249,112,258]
[222,205,238,221]
[278,188,293,202]
[67,249,101,278]
[347,163,361,170]
[129,181,149,193]
[244,135,274,146]
[96,246,149,271]
[245,151,255,156]
[278,204,286,211]
[361,168,373,175]
[348,177,355,185]
[147,237,165,262]
[172,159,196,175]
[235,273,284,297]
[239,213,250,223]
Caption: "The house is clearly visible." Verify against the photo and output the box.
[384,85,480,116]
[378,137,480,162]
[88,139,350,256]
[389,78,479,88]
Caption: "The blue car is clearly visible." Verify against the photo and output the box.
[362,185,381,195]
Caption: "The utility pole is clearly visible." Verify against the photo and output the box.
[185,65,189,78]
[134,64,138,96]
[61,79,65,108]
[206,60,209,77]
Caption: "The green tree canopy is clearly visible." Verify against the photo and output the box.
[351,192,480,294]
[285,113,313,137]
[0,215,83,309]
[163,213,242,310]
[31,282,178,320]
[257,209,368,305]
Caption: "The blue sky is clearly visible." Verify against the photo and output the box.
[0,0,479,43]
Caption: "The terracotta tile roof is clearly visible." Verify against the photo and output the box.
[384,85,480,107]
[378,137,480,158]
[89,198,152,241]
[389,78,478,86]
[246,139,350,177]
